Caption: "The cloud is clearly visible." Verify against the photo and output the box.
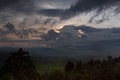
[0,0,20,9]
[41,25,88,42]
[37,0,78,9]
[115,7,120,14]
[0,0,120,35]
[88,10,110,24]
[0,0,120,20]
[42,30,60,41]
[62,0,120,19]
[38,0,120,23]
[0,23,40,40]
[4,22,15,31]
[0,0,76,15]
[1,0,120,48]
[0,0,36,14]
[38,9,64,17]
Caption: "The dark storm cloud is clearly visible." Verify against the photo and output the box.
[62,0,120,19]
[0,0,20,9]
[0,0,75,15]
[0,23,39,40]
[4,22,15,31]
[38,0,120,20]
[38,9,64,17]
[70,0,119,12]
[88,10,110,24]
[17,28,39,39]
[0,0,119,29]
[0,0,120,18]
[115,7,120,14]
[0,0,36,14]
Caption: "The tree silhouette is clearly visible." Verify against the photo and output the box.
[107,56,112,61]
[75,61,82,73]
[64,61,74,73]
[0,48,41,80]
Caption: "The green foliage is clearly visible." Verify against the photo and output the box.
[64,61,74,73]
[75,61,82,73]
[1,49,120,80]
[62,56,120,80]
[0,73,13,80]
[36,64,64,74]
[49,71,66,80]
[0,48,41,80]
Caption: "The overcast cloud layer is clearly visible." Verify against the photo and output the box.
[0,0,120,47]
[0,0,120,27]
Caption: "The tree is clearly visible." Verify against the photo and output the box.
[64,61,74,73]
[75,61,82,73]
[107,56,112,61]
[0,48,41,80]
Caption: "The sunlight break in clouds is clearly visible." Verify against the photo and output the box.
[0,0,119,47]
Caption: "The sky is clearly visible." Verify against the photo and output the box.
[0,0,120,47]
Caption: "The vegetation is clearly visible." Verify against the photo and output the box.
[0,48,41,80]
[1,49,120,80]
